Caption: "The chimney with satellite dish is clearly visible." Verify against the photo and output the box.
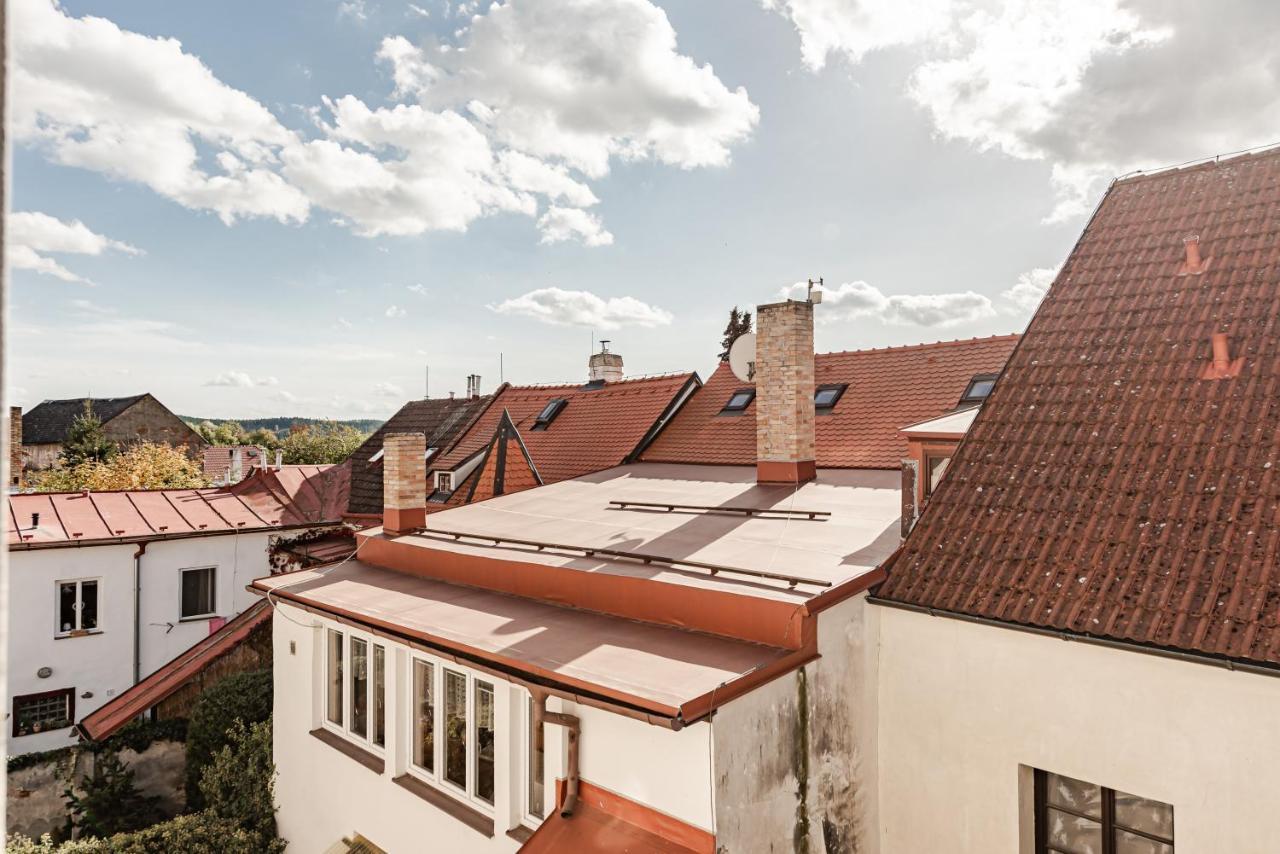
[588,340,624,383]
[750,281,821,484]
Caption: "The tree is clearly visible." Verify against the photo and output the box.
[194,420,247,446]
[33,442,210,492]
[279,422,367,465]
[199,719,282,848]
[245,427,281,450]
[184,670,273,809]
[64,750,163,838]
[718,306,753,361]
[61,403,116,467]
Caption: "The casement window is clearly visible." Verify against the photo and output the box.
[436,472,454,493]
[324,629,386,750]
[179,566,216,620]
[1035,769,1174,854]
[13,689,74,738]
[407,655,497,811]
[57,579,99,636]
[924,454,952,497]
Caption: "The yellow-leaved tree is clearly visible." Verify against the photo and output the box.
[32,442,210,492]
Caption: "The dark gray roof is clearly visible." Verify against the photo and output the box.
[346,394,496,515]
[22,395,149,444]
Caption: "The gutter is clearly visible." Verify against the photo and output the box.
[10,520,338,551]
[532,690,581,818]
[867,595,1280,681]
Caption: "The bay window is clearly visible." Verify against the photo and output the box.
[407,654,499,812]
[324,628,385,751]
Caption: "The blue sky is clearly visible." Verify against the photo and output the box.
[11,0,1279,418]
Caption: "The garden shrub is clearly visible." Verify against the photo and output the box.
[64,750,162,838]
[183,669,272,808]
[199,718,282,848]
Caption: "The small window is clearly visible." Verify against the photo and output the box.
[532,399,567,430]
[179,567,216,620]
[13,689,74,738]
[1035,769,1173,854]
[961,373,998,404]
[437,472,453,493]
[57,579,99,636]
[925,454,952,497]
[413,660,435,773]
[720,389,755,414]
[814,384,847,411]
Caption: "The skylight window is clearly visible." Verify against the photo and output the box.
[814,384,847,412]
[532,398,567,430]
[960,374,998,405]
[720,389,755,414]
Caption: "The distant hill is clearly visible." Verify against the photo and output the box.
[181,416,384,434]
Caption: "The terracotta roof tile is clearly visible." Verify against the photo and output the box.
[878,145,1280,667]
[641,338,1018,469]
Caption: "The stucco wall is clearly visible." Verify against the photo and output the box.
[876,605,1280,853]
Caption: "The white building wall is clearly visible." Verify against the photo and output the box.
[876,605,1280,854]
[7,531,275,754]
[271,603,715,854]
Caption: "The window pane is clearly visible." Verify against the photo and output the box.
[326,630,344,726]
[1115,830,1173,854]
[80,581,98,630]
[59,583,77,633]
[1046,808,1103,854]
[474,680,495,805]
[527,695,545,818]
[372,645,386,748]
[15,691,72,736]
[413,660,434,773]
[444,670,468,789]
[1046,772,1102,818]
[350,638,368,739]
[967,379,995,399]
[181,568,214,618]
[1115,792,1174,841]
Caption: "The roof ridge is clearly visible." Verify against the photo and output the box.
[505,371,694,391]
[1113,139,1280,187]
[816,333,1022,359]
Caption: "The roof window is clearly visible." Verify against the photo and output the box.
[532,398,567,430]
[814,384,847,412]
[960,374,998,405]
[720,389,755,414]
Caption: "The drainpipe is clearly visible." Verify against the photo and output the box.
[534,690,580,817]
[133,542,147,685]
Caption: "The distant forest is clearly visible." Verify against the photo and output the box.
[181,416,384,434]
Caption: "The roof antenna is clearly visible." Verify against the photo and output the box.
[500,352,504,384]
[424,365,429,400]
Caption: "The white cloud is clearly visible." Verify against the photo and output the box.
[204,371,280,388]
[765,0,1280,221]
[407,3,430,17]
[537,207,614,247]
[274,390,300,404]
[490,286,672,329]
[782,280,995,327]
[9,211,142,283]
[406,284,428,295]
[373,381,405,397]
[338,0,369,21]
[385,305,407,318]
[1003,266,1058,312]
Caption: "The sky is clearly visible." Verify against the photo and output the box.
[11,0,1280,419]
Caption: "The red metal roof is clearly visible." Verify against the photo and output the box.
[521,779,714,854]
[878,145,1280,667]
[78,600,272,741]
[640,337,1018,470]
[431,373,696,486]
[8,463,349,548]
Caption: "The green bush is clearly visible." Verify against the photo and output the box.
[6,813,272,854]
[64,751,162,838]
[199,719,281,846]
[184,669,272,808]
[7,716,187,773]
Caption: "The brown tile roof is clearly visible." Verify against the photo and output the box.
[202,445,267,482]
[430,373,697,486]
[878,146,1280,667]
[641,337,1019,469]
[345,395,493,515]
[22,395,148,444]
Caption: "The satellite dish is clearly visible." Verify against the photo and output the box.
[728,332,756,383]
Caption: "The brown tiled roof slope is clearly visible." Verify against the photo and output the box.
[346,395,493,515]
[641,337,1018,469]
[431,373,697,485]
[879,147,1280,667]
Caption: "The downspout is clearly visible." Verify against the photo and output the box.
[133,542,146,685]
[534,690,580,817]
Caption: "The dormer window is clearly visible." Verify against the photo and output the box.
[532,399,567,430]
[429,471,454,503]
[814,384,847,412]
[960,374,998,405]
[720,389,755,414]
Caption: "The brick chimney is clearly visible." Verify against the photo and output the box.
[588,341,623,383]
[755,300,816,484]
[9,407,22,489]
[383,432,426,536]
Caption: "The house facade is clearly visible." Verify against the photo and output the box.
[20,394,205,472]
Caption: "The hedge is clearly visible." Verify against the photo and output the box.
[7,813,267,854]
[183,669,272,809]
[7,718,188,773]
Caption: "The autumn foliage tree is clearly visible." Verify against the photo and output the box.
[278,422,366,465]
[33,442,209,492]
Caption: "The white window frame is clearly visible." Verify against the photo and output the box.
[435,471,454,492]
[55,577,101,637]
[178,566,218,621]
[404,651,498,815]
[322,626,387,755]
[519,689,548,829]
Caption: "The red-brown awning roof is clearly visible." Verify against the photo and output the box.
[520,780,713,853]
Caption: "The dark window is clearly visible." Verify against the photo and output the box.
[814,384,848,411]
[720,389,755,414]
[924,454,952,497]
[58,579,99,635]
[961,373,999,404]
[1035,769,1173,854]
[532,399,567,430]
[13,689,74,738]
[180,567,216,620]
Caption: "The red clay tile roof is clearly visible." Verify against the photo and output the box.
[78,600,272,741]
[878,146,1280,667]
[8,463,349,547]
[431,373,697,486]
[203,445,268,482]
[641,337,1019,469]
